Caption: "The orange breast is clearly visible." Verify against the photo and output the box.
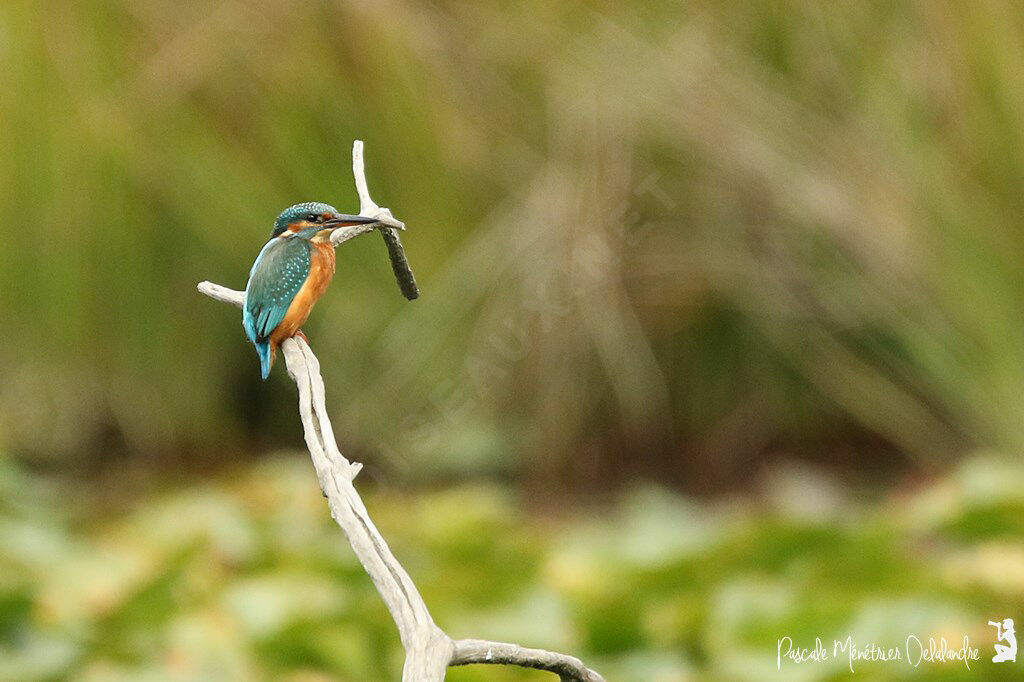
[270,242,336,348]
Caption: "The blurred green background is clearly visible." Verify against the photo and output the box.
[3,0,1024,680]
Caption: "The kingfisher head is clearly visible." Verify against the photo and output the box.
[271,202,377,240]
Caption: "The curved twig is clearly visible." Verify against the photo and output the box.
[196,141,604,682]
[451,639,605,681]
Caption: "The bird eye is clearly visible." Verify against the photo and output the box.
[307,213,319,222]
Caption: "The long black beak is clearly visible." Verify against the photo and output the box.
[324,213,377,227]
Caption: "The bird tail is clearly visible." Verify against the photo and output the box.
[257,340,275,380]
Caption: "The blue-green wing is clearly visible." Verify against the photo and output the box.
[243,237,311,343]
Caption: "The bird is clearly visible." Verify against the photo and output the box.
[243,202,377,379]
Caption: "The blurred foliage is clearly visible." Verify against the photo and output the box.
[3,1,1024,484]
[5,1,1024,677]
[3,452,1024,681]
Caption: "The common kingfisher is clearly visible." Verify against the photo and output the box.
[243,202,377,379]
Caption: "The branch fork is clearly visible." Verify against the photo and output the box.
[197,142,603,681]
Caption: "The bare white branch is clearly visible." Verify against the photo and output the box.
[352,137,406,229]
[279,336,452,680]
[196,142,604,682]
[346,140,419,300]
[330,139,405,249]
[452,640,606,681]
[352,138,379,214]
[196,280,243,307]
